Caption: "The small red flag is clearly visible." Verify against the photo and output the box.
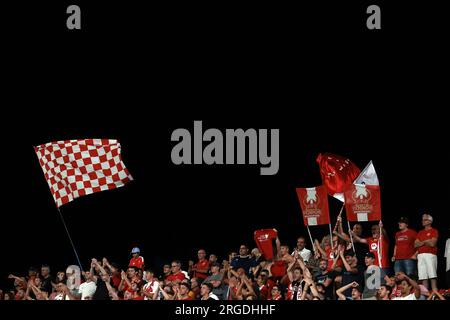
[296,185,330,226]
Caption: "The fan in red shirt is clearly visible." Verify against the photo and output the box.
[268,285,283,300]
[415,213,439,292]
[166,260,186,285]
[392,217,417,275]
[129,247,144,269]
[189,249,210,281]
[352,222,390,269]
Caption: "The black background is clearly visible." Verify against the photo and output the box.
[1,0,449,313]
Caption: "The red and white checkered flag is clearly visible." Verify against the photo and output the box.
[34,139,133,208]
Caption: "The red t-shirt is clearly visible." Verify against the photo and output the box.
[254,229,278,260]
[133,296,144,300]
[193,259,210,280]
[326,248,343,271]
[270,260,287,279]
[166,272,186,283]
[129,256,144,269]
[417,228,439,255]
[111,274,122,289]
[367,237,389,268]
[395,229,417,259]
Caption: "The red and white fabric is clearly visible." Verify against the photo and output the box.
[296,185,330,226]
[34,139,133,208]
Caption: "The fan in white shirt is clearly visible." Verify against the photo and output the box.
[392,274,421,300]
[291,236,312,262]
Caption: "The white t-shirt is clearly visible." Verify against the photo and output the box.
[79,281,97,300]
[291,248,312,262]
[445,238,450,272]
[53,293,71,300]
[393,293,417,300]
[143,280,160,300]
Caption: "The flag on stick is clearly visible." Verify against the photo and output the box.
[34,139,133,207]
[344,161,381,222]
[296,185,330,226]
[316,153,361,202]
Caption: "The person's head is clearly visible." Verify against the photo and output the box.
[399,279,413,296]
[352,286,362,300]
[131,247,140,259]
[251,248,261,257]
[127,266,138,278]
[40,265,50,277]
[124,290,133,300]
[315,283,326,297]
[297,237,306,250]
[422,213,433,227]
[197,249,206,260]
[271,285,281,298]
[209,254,217,264]
[321,235,331,248]
[179,282,190,296]
[191,278,199,289]
[210,262,220,274]
[210,278,222,288]
[371,225,380,237]
[229,251,238,261]
[16,289,25,300]
[101,273,110,283]
[55,281,65,293]
[131,282,139,292]
[236,267,246,277]
[344,250,356,265]
[398,217,409,231]
[110,262,120,274]
[292,267,302,281]
[83,271,92,281]
[163,264,171,275]
[239,245,249,256]
[28,267,38,278]
[145,268,155,281]
[228,275,239,287]
[332,235,338,246]
[280,245,289,256]
[4,292,13,300]
[352,223,363,236]
[256,275,266,287]
[365,252,375,266]
[200,282,212,297]
[377,284,392,300]
[171,260,181,274]
[56,271,66,281]
[30,280,39,291]
[319,259,328,271]
[260,269,270,279]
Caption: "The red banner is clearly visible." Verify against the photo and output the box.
[296,185,330,226]
[344,184,381,222]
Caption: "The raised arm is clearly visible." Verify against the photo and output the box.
[336,282,358,300]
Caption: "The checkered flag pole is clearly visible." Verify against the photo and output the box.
[34,139,133,270]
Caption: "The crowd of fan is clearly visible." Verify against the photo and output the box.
[2,213,449,301]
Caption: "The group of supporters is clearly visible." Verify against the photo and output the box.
[2,213,449,301]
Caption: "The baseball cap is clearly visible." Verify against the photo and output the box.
[131,247,140,254]
[208,274,222,282]
[398,217,409,224]
[365,252,375,259]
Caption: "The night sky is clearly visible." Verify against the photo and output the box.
[1,2,448,291]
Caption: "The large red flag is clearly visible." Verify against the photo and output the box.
[296,185,330,226]
[345,161,381,221]
[316,153,361,202]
